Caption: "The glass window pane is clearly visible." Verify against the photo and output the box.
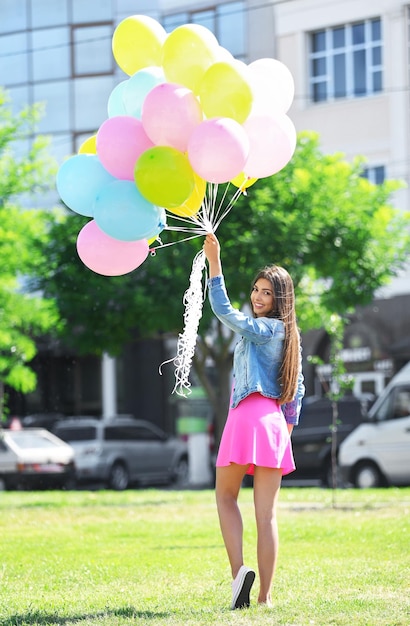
[374,166,385,184]
[74,76,115,131]
[218,2,245,59]
[33,80,71,132]
[50,133,72,162]
[333,27,345,48]
[32,27,71,81]
[71,0,112,23]
[312,31,326,53]
[372,46,381,65]
[313,57,326,76]
[313,82,327,102]
[0,32,28,85]
[163,12,188,32]
[57,427,96,442]
[371,18,381,41]
[352,23,365,45]
[333,54,346,98]
[0,0,27,33]
[353,49,366,95]
[73,25,113,75]
[192,10,214,32]
[373,71,382,92]
[31,0,68,28]
[7,85,30,114]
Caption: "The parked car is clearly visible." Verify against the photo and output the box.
[339,362,410,488]
[53,416,189,490]
[288,395,368,486]
[0,428,76,490]
[21,413,65,430]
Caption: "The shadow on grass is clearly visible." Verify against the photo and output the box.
[2,606,171,625]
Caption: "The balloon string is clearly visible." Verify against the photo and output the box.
[157,181,245,394]
[159,249,207,396]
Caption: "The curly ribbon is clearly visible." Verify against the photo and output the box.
[157,183,244,395]
[159,249,207,396]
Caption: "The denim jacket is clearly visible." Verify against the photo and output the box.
[208,274,305,425]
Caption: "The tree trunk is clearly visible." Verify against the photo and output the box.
[0,380,4,423]
[193,320,234,445]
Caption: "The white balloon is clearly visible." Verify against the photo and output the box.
[248,58,295,115]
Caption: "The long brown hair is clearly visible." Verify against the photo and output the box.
[252,265,300,404]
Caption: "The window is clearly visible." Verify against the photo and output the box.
[71,0,112,23]
[0,32,29,86]
[392,389,410,419]
[104,425,161,442]
[72,24,113,76]
[32,27,71,81]
[309,18,382,103]
[162,1,246,61]
[373,386,410,422]
[56,427,97,442]
[361,165,385,185]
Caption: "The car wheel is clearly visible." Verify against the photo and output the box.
[353,462,384,488]
[108,462,129,491]
[172,456,189,488]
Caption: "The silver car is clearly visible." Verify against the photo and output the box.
[53,417,189,490]
[0,428,76,490]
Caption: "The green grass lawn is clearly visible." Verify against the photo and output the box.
[0,487,409,625]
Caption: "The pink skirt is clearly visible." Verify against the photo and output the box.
[216,392,296,476]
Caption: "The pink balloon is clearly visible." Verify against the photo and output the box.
[142,83,203,152]
[187,118,249,184]
[96,116,154,180]
[243,113,297,178]
[248,58,295,115]
[76,220,149,276]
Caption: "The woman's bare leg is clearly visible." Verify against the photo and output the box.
[215,463,249,578]
[253,467,282,605]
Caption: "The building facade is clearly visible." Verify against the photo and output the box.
[1,0,409,417]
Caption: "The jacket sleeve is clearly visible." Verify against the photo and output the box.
[208,274,282,343]
[282,364,305,426]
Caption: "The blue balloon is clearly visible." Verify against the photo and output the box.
[144,207,167,240]
[56,154,116,216]
[94,180,163,241]
[123,66,165,119]
[107,80,128,117]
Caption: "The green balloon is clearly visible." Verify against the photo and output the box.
[135,146,195,208]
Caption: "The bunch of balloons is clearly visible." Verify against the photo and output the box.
[56,14,296,276]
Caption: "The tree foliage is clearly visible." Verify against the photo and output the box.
[36,131,410,436]
[0,90,60,417]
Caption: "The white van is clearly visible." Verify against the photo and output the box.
[338,362,410,488]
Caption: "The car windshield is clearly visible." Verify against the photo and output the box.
[7,431,59,449]
[56,427,97,442]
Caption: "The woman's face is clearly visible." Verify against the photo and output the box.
[251,278,274,318]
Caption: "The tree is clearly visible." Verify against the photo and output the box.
[308,314,354,499]
[0,90,60,420]
[36,132,410,439]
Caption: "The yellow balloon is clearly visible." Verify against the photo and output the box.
[78,135,97,154]
[231,172,258,191]
[162,24,219,92]
[198,61,253,124]
[168,173,206,217]
[112,15,166,75]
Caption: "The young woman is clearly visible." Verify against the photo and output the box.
[203,232,305,610]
